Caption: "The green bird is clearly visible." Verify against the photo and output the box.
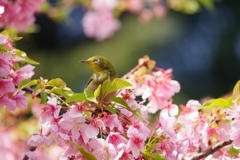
[80,56,117,102]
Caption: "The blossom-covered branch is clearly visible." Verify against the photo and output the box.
[190,140,233,160]
[2,30,240,159]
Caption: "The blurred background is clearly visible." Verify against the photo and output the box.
[16,0,240,105]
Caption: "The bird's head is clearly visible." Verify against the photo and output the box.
[80,56,116,76]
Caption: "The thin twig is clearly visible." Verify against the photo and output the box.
[122,59,150,79]
[190,140,233,160]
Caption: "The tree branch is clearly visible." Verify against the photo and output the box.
[22,146,37,160]
[122,59,150,79]
[190,140,233,160]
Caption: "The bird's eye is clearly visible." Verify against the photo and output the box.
[93,58,100,63]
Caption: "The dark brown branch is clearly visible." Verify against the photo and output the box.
[190,140,233,160]
[22,87,34,94]
[22,146,37,160]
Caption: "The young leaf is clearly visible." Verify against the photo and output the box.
[94,84,101,98]
[104,107,117,114]
[15,49,39,65]
[111,97,146,121]
[0,44,8,53]
[17,79,38,92]
[47,78,66,89]
[64,93,87,104]
[69,140,97,160]
[200,97,233,110]
[111,97,130,109]
[132,108,146,122]
[40,92,48,104]
[152,154,166,160]
[102,78,134,95]
[233,80,240,103]
[0,30,22,40]
[84,88,97,103]
[51,88,69,98]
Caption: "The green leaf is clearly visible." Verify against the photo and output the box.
[0,30,22,40]
[94,84,101,98]
[152,154,166,160]
[0,44,8,53]
[229,146,240,155]
[0,30,10,38]
[233,80,240,102]
[111,97,130,109]
[69,140,98,160]
[104,107,117,114]
[47,78,66,89]
[141,151,165,160]
[141,151,152,158]
[200,97,233,110]
[84,88,97,103]
[40,92,48,104]
[15,49,39,65]
[111,97,146,121]
[64,93,87,104]
[51,88,69,98]
[132,108,146,122]
[17,79,38,92]
[102,78,134,95]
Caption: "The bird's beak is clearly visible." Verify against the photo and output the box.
[79,60,90,64]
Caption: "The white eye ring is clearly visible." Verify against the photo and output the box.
[93,58,100,63]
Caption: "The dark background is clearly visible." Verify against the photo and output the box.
[16,0,240,105]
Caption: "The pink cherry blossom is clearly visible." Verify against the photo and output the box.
[0,34,6,44]
[103,113,123,133]
[0,6,4,15]
[106,132,128,149]
[227,105,240,119]
[157,139,177,159]
[0,79,15,95]
[40,97,61,124]
[130,121,150,138]
[9,90,29,111]
[0,94,16,111]
[126,0,142,13]
[230,122,240,149]
[85,118,105,138]
[59,112,87,140]
[158,114,177,141]
[161,100,179,117]
[11,64,35,84]
[131,68,180,113]
[92,0,118,11]
[126,127,145,158]
[27,134,53,147]
[0,0,45,32]
[26,151,38,160]
[114,143,134,160]
[82,10,121,41]
[180,100,201,120]
[88,138,117,160]
[0,58,11,77]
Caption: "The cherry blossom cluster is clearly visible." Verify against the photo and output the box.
[0,33,35,112]
[27,96,151,159]
[26,55,240,160]
[81,0,167,41]
[0,0,45,32]
[127,56,180,114]
[82,0,121,41]
[0,0,211,41]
